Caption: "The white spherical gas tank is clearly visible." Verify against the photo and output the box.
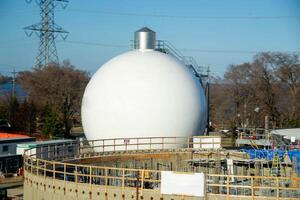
[81,49,207,141]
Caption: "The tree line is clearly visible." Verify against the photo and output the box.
[0,61,89,138]
[1,52,299,137]
[210,52,300,130]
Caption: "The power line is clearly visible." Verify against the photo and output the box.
[180,49,300,54]
[58,40,128,48]
[1,7,299,20]
[0,9,39,16]
[58,39,300,54]
[67,9,300,20]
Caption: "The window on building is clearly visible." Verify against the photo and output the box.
[2,145,9,152]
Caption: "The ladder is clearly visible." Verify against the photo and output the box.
[291,157,298,187]
[271,152,280,176]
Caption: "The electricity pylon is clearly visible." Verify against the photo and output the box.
[24,0,69,68]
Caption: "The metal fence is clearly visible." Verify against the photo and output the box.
[23,137,300,199]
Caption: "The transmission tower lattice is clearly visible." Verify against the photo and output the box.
[24,0,69,68]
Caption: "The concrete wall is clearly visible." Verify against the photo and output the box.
[24,171,204,200]
[24,171,285,200]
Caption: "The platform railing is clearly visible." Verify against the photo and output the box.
[79,136,222,153]
[23,137,300,199]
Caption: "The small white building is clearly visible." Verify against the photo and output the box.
[0,137,35,156]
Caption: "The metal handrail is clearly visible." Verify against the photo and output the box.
[23,136,300,199]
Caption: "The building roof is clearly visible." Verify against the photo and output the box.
[17,139,74,147]
[271,128,300,140]
[0,137,35,144]
[0,132,30,139]
[135,27,155,33]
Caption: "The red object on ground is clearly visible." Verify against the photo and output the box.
[0,132,30,139]
[271,141,275,149]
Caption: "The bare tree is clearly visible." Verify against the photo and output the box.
[257,53,300,121]
[18,61,89,137]
[223,63,255,127]
[250,56,280,127]
[210,52,300,130]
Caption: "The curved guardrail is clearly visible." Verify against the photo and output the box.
[23,136,300,200]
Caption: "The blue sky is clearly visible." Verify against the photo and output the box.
[0,0,299,77]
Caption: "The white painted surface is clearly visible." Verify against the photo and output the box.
[193,136,221,149]
[227,159,234,175]
[291,136,296,143]
[82,50,207,141]
[161,171,205,197]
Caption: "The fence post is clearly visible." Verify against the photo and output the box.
[251,176,254,200]
[64,163,66,188]
[105,168,108,193]
[36,159,39,175]
[44,161,46,179]
[141,170,144,196]
[114,139,116,152]
[276,177,279,200]
[75,165,78,191]
[48,145,51,159]
[89,166,92,192]
[226,174,229,200]
[54,145,57,159]
[102,140,105,152]
[53,162,55,186]
[122,168,125,195]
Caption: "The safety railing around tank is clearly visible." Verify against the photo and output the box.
[23,137,300,199]
[206,174,300,199]
[22,136,222,162]
[79,136,222,154]
[24,157,300,199]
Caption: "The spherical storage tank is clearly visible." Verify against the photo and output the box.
[81,27,207,141]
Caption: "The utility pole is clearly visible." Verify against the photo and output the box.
[24,0,69,68]
[11,68,17,98]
